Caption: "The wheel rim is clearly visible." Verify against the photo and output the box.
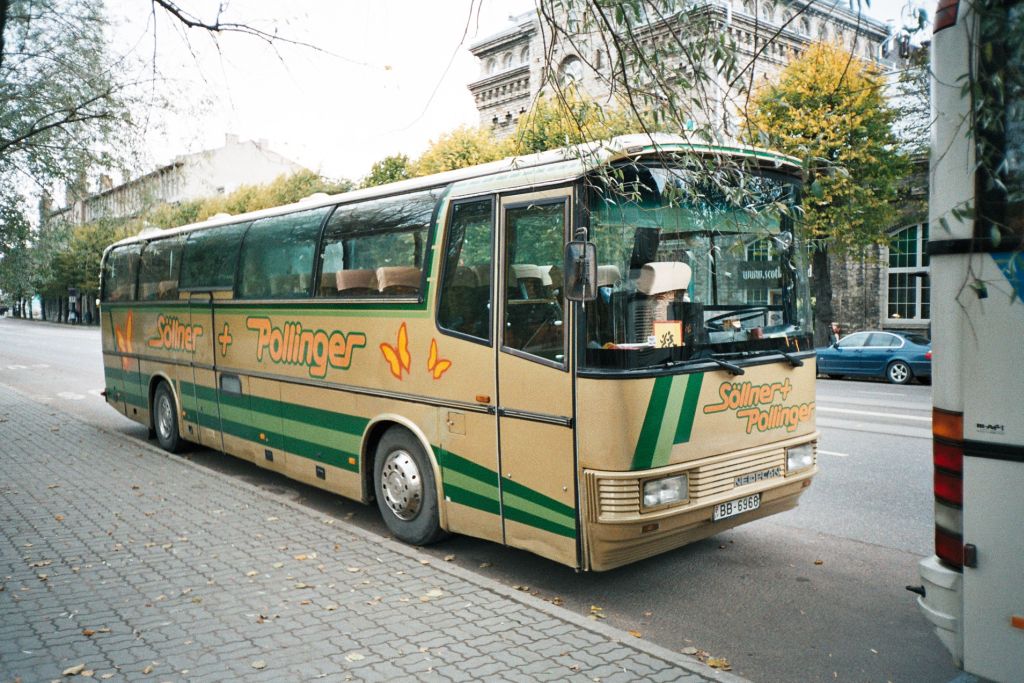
[380,449,422,520]
[890,363,909,383]
[156,393,174,441]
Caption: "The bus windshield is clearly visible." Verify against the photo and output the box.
[583,162,813,371]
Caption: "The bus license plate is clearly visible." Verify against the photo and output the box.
[712,493,761,522]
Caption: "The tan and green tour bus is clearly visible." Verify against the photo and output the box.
[100,134,818,571]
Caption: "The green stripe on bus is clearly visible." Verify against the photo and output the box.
[650,375,689,468]
[673,372,704,445]
[436,448,574,537]
[631,376,673,470]
[179,380,364,472]
[501,478,575,520]
[504,506,576,538]
[444,484,501,516]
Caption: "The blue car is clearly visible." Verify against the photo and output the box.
[816,330,932,384]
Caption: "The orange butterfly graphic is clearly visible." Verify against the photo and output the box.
[427,338,452,380]
[380,322,411,379]
[114,311,134,370]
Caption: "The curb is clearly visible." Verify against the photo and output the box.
[4,382,752,683]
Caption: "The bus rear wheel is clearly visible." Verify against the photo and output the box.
[153,382,183,453]
[373,427,445,546]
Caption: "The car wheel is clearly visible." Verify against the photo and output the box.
[886,360,913,385]
[373,427,445,546]
[152,381,183,453]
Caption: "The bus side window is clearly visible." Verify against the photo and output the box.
[137,237,185,301]
[237,207,328,299]
[437,199,493,342]
[180,223,250,291]
[317,188,443,298]
[102,244,143,302]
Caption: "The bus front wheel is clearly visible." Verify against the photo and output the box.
[153,382,183,453]
[373,428,445,546]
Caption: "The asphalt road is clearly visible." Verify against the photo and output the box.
[0,317,957,683]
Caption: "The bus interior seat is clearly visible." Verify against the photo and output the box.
[335,269,378,296]
[511,264,545,299]
[319,272,338,296]
[630,261,693,342]
[376,266,420,295]
[443,267,489,338]
[157,280,177,300]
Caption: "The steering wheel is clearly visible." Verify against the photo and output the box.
[705,307,768,332]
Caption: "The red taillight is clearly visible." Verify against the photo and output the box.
[933,440,963,473]
[925,350,932,361]
[935,469,963,506]
[934,0,959,32]
[936,526,964,568]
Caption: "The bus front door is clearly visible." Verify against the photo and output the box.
[496,191,578,567]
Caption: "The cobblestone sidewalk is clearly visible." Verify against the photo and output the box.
[0,385,744,682]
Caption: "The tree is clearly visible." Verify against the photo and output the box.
[509,88,638,155]
[412,126,508,176]
[744,42,910,343]
[0,0,134,205]
[361,154,411,188]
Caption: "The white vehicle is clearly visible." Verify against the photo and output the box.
[914,1,1024,681]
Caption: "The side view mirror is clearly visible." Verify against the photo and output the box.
[563,240,597,302]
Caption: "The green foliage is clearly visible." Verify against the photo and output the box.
[411,126,508,176]
[150,170,353,227]
[362,154,411,188]
[744,42,911,252]
[509,88,639,155]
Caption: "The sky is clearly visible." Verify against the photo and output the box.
[106,0,927,186]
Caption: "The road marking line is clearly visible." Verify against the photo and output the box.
[819,450,849,457]
[817,406,932,422]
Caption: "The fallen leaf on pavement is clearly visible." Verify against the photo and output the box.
[478,562,492,569]
[81,629,95,637]
[513,585,530,592]
[628,630,642,638]
[251,660,266,670]
[443,555,455,562]
[344,652,364,662]
[293,554,308,561]
[814,560,824,565]
[245,571,257,577]
[681,647,699,656]
[707,657,731,671]
[54,514,64,522]
[62,664,85,676]
[142,664,153,675]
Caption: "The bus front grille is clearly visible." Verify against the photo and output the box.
[586,445,793,522]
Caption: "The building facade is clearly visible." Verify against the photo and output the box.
[468,0,894,136]
[50,134,307,226]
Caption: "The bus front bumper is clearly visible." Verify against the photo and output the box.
[582,466,816,572]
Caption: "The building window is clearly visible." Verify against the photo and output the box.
[520,46,530,64]
[887,224,930,322]
[559,56,584,84]
[503,52,514,70]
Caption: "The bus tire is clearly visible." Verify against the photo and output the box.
[153,382,183,453]
[373,427,445,546]
[886,360,913,385]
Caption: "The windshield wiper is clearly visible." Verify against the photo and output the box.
[689,351,745,376]
[748,349,804,368]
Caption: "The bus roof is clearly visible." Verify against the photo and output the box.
[107,134,801,251]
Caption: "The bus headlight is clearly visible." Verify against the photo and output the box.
[787,444,815,473]
[642,474,689,509]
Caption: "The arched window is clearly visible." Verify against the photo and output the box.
[799,16,811,36]
[486,58,497,75]
[520,46,530,64]
[559,56,584,84]
[503,52,514,70]
[817,23,829,42]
